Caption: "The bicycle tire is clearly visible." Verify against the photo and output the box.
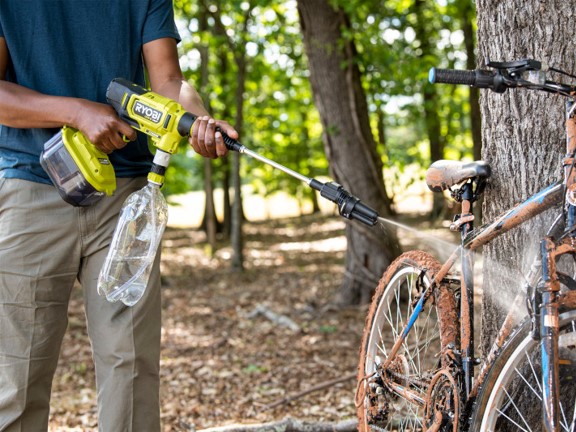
[469,309,576,431]
[356,250,459,431]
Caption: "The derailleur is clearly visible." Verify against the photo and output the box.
[424,368,460,432]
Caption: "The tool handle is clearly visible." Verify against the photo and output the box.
[217,127,244,152]
[179,112,244,152]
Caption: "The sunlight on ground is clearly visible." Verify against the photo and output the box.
[273,236,347,253]
[168,180,433,228]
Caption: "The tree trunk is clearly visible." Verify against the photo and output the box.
[413,0,445,219]
[297,0,401,305]
[217,50,232,240]
[197,8,217,255]
[230,55,246,271]
[203,0,250,271]
[476,0,574,354]
[459,0,481,161]
[203,159,217,254]
[222,158,232,239]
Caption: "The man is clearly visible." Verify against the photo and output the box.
[0,1,237,431]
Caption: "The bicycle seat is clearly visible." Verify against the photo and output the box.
[426,160,491,192]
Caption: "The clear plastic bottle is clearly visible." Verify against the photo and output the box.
[98,181,168,306]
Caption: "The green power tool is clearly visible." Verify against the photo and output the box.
[41,79,379,226]
[40,77,200,207]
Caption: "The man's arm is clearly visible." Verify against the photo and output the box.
[142,37,238,159]
[0,37,136,153]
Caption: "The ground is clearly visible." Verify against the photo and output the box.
[49,213,371,431]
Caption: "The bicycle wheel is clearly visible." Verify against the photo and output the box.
[357,251,459,431]
[470,309,576,431]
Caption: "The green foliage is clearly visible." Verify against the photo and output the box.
[168,0,327,205]
[336,0,474,170]
[166,0,475,207]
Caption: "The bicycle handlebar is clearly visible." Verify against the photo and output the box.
[429,68,508,93]
[429,59,576,97]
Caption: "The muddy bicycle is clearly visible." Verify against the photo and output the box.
[355,59,576,431]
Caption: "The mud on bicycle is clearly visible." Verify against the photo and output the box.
[356,59,576,431]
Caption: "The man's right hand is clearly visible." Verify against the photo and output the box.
[72,100,137,154]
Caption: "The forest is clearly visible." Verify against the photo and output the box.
[50,0,576,430]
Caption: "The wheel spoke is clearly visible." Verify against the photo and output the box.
[525,350,543,396]
[502,386,533,431]
[568,396,576,432]
[495,404,531,432]
[376,326,387,358]
[513,366,542,401]
[560,396,570,432]
[472,311,576,431]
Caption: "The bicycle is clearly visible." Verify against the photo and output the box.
[355,59,576,431]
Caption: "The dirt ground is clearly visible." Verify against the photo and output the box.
[49,214,372,431]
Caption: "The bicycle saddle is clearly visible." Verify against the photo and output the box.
[425,160,491,192]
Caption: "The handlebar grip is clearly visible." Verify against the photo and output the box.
[429,68,476,86]
[429,67,507,93]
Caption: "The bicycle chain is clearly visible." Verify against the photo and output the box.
[384,367,433,390]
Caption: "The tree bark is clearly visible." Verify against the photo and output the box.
[197,7,217,255]
[230,33,248,271]
[297,0,401,305]
[476,0,575,354]
[202,0,250,271]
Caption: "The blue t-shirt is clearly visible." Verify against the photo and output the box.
[0,0,181,184]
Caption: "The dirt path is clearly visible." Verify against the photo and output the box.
[49,215,367,431]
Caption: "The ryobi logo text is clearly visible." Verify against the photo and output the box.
[133,101,162,123]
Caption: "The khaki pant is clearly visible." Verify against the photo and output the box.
[0,178,162,432]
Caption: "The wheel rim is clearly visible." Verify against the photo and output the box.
[480,310,576,431]
[363,265,441,430]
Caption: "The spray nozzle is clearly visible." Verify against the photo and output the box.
[309,180,379,226]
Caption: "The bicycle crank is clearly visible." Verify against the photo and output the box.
[424,369,460,432]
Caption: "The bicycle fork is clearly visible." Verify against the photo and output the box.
[539,236,563,432]
[536,100,576,431]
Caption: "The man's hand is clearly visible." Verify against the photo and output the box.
[72,100,137,154]
[190,116,238,159]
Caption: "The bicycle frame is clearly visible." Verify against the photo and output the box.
[380,101,576,431]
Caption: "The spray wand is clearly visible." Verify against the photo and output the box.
[222,138,379,227]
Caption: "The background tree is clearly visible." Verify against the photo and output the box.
[296,0,402,304]
[352,0,476,215]
[412,0,445,217]
[476,0,575,354]
[454,0,481,161]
